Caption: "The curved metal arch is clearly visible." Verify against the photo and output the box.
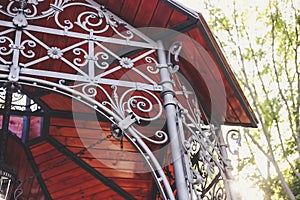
[0,75,175,200]
[0,1,179,198]
[0,1,237,199]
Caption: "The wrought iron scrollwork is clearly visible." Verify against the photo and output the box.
[174,72,229,200]
[0,86,41,112]
[59,79,168,145]
[0,1,174,199]
[145,56,160,74]
[106,85,168,145]
[0,0,66,21]
[226,129,241,156]
[13,176,34,200]
[52,3,134,40]
[0,36,14,56]
[167,41,182,73]
[20,39,36,58]
[183,132,227,199]
[0,1,237,199]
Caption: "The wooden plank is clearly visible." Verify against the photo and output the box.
[41,160,79,180]
[168,9,188,28]
[63,187,123,200]
[34,148,64,165]
[119,186,152,199]
[50,175,153,199]
[46,172,96,195]
[81,157,148,171]
[37,154,67,172]
[40,93,91,112]
[68,146,145,162]
[94,168,151,180]
[50,179,108,199]
[88,193,125,200]
[49,126,110,138]
[29,176,45,199]
[133,0,158,27]
[112,178,153,188]
[50,118,111,129]
[52,135,137,152]
[106,0,123,15]
[95,0,109,7]
[6,137,46,199]
[30,141,55,157]
[45,167,89,188]
[149,1,173,27]
[46,136,136,199]
[119,0,141,23]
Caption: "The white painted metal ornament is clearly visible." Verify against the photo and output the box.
[0,1,238,199]
[0,166,14,200]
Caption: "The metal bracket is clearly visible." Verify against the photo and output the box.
[8,66,20,82]
[13,13,28,28]
[118,113,137,130]
[110,113,137,141]
[168,64,179,74]
[168,41,182,63]
[12,0,29,28]
[166,41,182,74]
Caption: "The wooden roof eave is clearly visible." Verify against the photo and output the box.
[160,1,258,127]
[195,14,258,127]
[162,0,200,20]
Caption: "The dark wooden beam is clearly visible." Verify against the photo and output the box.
[3,134,51,199]
[49,110,109,122]
[24,141,52,200]
[47,136,136,200]
[0,83,13,162]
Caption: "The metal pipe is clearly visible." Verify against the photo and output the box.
[157,41,189,200]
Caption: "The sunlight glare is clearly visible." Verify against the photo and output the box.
[232,180,264,200]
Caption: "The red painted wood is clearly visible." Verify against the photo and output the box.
[133,0,158,27]
[168,9,188,28]
[6,137,45,199]
[150,1,173,27]
[30,141,55,157]
[0,1,258,199]
[105,0,124,16]
[120,0,141,23]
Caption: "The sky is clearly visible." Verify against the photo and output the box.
[176,0,202,11]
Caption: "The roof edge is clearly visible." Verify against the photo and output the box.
[197,14,258,128]
[163,0,200,19]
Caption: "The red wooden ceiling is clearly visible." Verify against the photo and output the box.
[90,0,257,127]
[0,0,257,199]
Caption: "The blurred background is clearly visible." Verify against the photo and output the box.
[178,0,300,199]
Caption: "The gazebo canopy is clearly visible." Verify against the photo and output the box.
[0,0,257,199]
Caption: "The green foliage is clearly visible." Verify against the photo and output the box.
[289,162,300,199]
[202,0,300,199]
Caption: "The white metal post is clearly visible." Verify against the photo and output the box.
[157,41,189,200]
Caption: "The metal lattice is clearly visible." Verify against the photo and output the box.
[0,1,237,199]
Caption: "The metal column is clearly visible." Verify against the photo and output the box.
[157,41,189,200]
